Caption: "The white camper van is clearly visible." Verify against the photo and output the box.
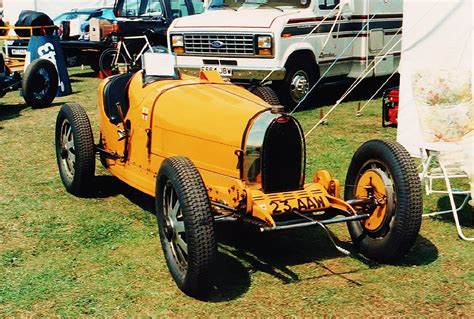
[168,0,402,107]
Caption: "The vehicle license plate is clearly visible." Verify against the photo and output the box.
[11,49,27,55]
[201,65,233,76]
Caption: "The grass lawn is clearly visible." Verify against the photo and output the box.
[0,67,472,316]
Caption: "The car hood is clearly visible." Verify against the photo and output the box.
[172,9,299,29]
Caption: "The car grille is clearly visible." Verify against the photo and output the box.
[261,116,305,193]
[183,34,255,56]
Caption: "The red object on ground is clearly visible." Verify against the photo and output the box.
[382,87,399,127]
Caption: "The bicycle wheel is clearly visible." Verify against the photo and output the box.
[99,48,128,77]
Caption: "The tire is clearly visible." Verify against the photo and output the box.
[99,48,128,77]
[55,103,96,197]
[251,86,280,105]
[155,156,216,297]
[344,139,422,263]
[273,58,318,111]
[22,58,58,109]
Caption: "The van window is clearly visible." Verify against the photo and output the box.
[319,0,339,10]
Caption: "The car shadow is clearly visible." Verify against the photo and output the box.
[0,103,27,121]
[205,221,438,302]
[87,174,438,302]
[72,70,99,78]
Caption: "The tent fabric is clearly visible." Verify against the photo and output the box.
[397,0,473,210]
[397,0,472,156]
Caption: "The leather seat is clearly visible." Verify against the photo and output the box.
[103,73,134,124]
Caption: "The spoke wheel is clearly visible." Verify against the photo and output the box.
[99,48,129,77]
[162,180,188,271]
[22,58,58,108]
[59,119,76,180]
[156,157,216,297]
[345,139,422,263]
[55,103,95,197]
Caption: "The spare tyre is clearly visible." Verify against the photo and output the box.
[15,10,55,38]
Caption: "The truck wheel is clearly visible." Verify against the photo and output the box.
[250,86,280,105]
[155,157,216,297]
[55,103,95,197]
[99,48,128,77]
[22,59,58,109]
[344,139,422,263]
[273,59,318,111]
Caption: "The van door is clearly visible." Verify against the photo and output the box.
[317,0,339,58]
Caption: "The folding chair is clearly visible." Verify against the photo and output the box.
[419,145,473,241]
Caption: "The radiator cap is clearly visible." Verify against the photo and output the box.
[271,105,285,114]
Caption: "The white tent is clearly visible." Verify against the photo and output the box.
[397,0,473,240]
[2,0,115,23]
[397,0,472,155]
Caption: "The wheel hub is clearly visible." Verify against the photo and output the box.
[356,168,394,232]
[290,71,310,101]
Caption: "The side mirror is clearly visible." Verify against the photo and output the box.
[142,52,178,78]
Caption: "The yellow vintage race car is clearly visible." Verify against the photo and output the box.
[55,53,422,297]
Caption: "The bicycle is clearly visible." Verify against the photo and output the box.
[99,35,165,77]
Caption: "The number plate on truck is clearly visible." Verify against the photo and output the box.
[11,49,27,55]
[201,65,233,76]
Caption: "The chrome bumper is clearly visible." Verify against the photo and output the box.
[178,67,286,81]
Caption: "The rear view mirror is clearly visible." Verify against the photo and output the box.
[142,52,177,78]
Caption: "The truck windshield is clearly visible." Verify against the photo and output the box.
[118,0,165,18]
[208,0,311,10]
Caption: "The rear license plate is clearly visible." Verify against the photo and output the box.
[11,49,27,55]
[201,65,233,77]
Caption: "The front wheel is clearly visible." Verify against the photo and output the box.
[22,58,58,109]
[155,157,216,297]
[99,48,128,77]
[272,59,318,111]
[344,139,422,263]
[55,103,96,197]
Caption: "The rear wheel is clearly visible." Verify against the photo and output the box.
[55,103,95,197]
[344,139,422,263]
[22,58,58,108]
[156,157,216,297]
[99,48,128,77]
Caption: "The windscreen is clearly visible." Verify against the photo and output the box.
[118,0,165,18]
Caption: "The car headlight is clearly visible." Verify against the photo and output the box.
[257,35,272,49]
[171,34,184,47]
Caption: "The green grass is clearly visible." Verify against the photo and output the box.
[0,67,472,316]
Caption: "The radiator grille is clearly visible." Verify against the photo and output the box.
[183,34,255,56]
[261,117,305,193]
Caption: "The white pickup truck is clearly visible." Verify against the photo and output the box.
[167,0,402,108]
